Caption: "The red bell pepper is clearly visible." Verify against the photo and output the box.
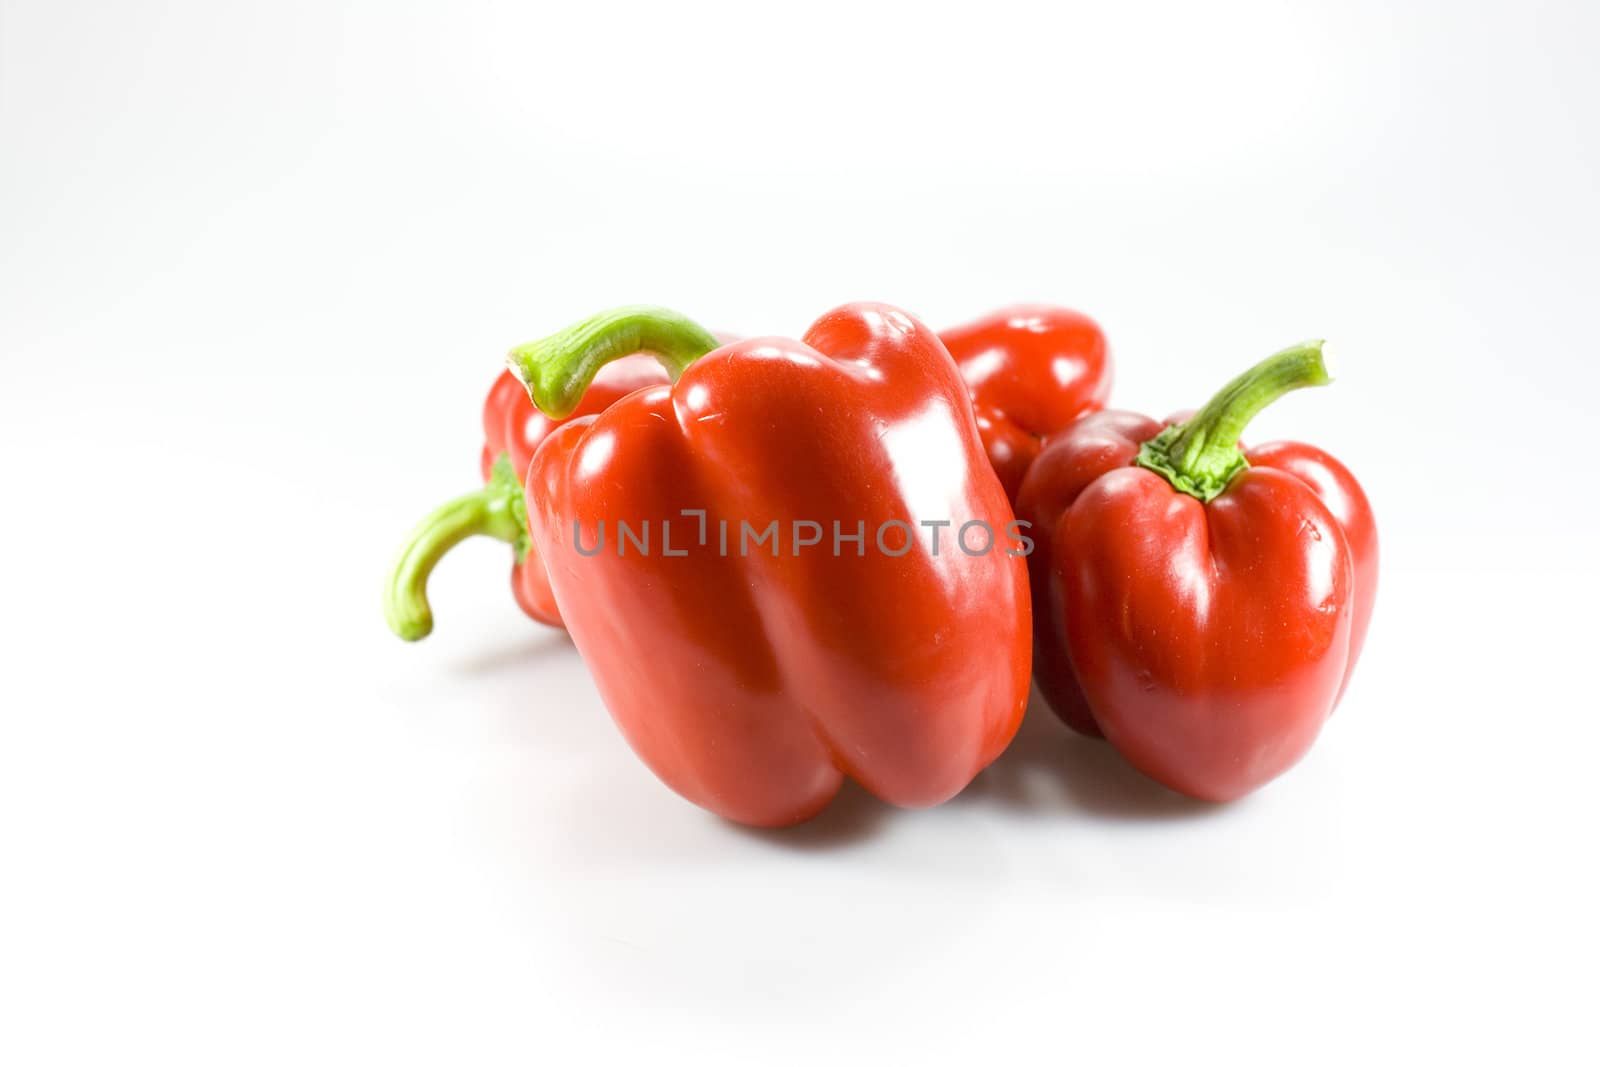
[509,304,1032,827]
[1015,342,1377,800]
[941,305,1111,502]
[385,357,667,639]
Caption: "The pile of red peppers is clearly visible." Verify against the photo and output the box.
[385,302,1376,826]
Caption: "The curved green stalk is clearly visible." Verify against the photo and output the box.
[384,453,529,641]
[1135,340,1331,502]
[506,305,721,418]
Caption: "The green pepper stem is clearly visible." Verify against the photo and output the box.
[384,453,529,641]
[506,305,721,419]
[1135,340,1331,502]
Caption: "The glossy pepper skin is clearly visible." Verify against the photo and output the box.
[1016,343,1377,800]
[509,304,1032,827]
[940,305,1111,502]
[385,357,667,640]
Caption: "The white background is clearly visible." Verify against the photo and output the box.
[3,1,1597,1063]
